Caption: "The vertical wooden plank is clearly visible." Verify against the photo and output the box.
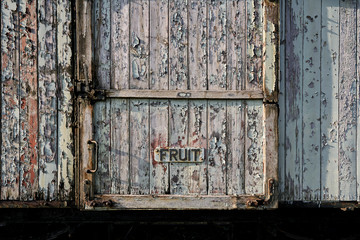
[1,0,20,200]
[339,0,357,201]
[130,100,150,194]
[357,0,360,202]
[130,0,149,89]
[110,99,129,194]
[264,104,279,208]
[321,0,339,201]
[94,100,111,194]
[246,0,263,90]
[188,100,207,194]
[111,0,129,90]
[150,0,168,90]
[278,0,286,201]
[284,0,303,201]
[226,100,245,195]
[150,100,169,194]
[169,0,188,90]
[189,0,207,90]
[208,100,227,194]
[94,0,111,89]
[169,100,189,194]
[302,0,321,201]
[245,100,264,195]
[227,0,246,90]
[19,0,38,200]
[57,0,74,201]
[38,0,58,201]
[208,0,227,90]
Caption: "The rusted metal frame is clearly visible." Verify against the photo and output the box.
[75,0,95,209]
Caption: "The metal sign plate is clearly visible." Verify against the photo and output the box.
[154,147,204,163]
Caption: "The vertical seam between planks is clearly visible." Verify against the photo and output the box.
[17,0,21,200]
[206,1,209,91]
[128,0,131,89]
[283,0,287,201]
[148,98,150,193]
[148,0,150,90]
[36,0,40,200]
[337,0,340,201]
[187,0,190,90]
[319,0,323,201]
[167,99,170,194]
[128,99,131,194]
[0,0,2,200]
[206,100,209,194]
[225,100,228,195]
[244,0,247,91]
[244,101,247,194]
[167,0,170,91]
[355,0,358,200]
[300,0,304,201]
[110,0,112,89]
[55,0,59,200]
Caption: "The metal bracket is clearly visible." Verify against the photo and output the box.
[246,178,275,208]
[75,81,106,102]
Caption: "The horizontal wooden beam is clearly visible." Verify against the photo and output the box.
[84,195,269,210]
[105,89,264,100]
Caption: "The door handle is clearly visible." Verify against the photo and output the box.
[87,140,98,173]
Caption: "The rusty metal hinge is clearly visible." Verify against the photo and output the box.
[75,81,106,102]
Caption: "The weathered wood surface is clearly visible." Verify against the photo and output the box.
[90,0,271,201]
[93,100,265,196]
[93,0,264,92]
[0,0,73,201]
[280,0,360,202]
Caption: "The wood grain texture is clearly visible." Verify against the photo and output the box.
[278,0,286,201]
[1,0,20,200]
[169,100,189,194]
[110,99,130,194]
[19,0,38,201]
[321,0,339,201]
[208,0,227,90]
[338,0,357,201]
[130,99,150,194]
[150,0,169,90]
[189,0,207,90]
[208,100,227,194]
[245,100,263,195]
[38,0,58,201]
[94,0,111,89]
[302,0,321,201]
[169,0,188,90]
[226,100,245,195]
[284,0,303,201]
[57,0,74,201]
[94,101,111,194]
[111,0,129,90]
[227,0,246,91]
[357,0,360,202]
[150,100,169,194]
[246,0,263,90]
[188,101,207,194]
[130,0,149,89]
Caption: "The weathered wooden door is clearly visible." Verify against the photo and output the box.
[76,0,279,210]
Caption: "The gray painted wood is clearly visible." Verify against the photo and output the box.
[284,0,303,201]
[321,0,339,201]
[150,100,169,194]
[0,0,73,201]
[130,0,149,89]
[338,0,357,201]
[130,99,150,194]
[111,0,129,90]
[110,99,130,194]
[302,0,321,201]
